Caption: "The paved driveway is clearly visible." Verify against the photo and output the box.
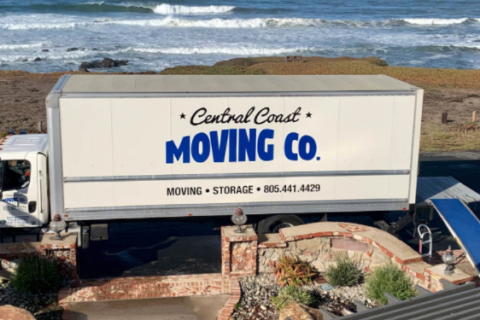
[68,295,229,320]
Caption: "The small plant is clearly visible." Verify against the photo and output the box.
[274,255,318,287]
[11,255,61,294]
[325,255,363,287]
[271,285,316,310]
[366,264,417,305]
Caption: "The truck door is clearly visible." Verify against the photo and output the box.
[0,159,39,227]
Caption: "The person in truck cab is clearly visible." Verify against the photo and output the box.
[0,160,30,191]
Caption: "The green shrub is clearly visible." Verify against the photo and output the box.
[274,255,318,287]
[11,255,61,294]
[271,285,316,310]
[366,264,417,305]
[325,255,363,287]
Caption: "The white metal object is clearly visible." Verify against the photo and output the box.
[417,224,433,259]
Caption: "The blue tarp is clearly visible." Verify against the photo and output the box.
[430,199,480,274]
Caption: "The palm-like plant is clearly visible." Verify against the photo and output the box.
[274,255,318,287]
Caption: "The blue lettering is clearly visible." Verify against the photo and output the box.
[191,133,210,163]
[284,132,299,161]
[238,129,256,162]
[258,129,274,161]
[166,136,190,164]
[210,130,229,163]
[299,135,317,160]
[229,129,237,162]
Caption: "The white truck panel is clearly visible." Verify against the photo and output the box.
[390,96,417,170]
[409,90,424,204]
[111,98,171,176]
[61,99,113,177]
[47,75,423,220]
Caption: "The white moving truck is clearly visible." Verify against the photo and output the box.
[0,75,423,236]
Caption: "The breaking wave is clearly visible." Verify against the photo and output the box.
[111,17,329,28]
[152,4,235,14]
[402,18,477,25]
[14,2,235,15]
[0,43,45,50]
[129,46,315,55]
[1,15,479,30]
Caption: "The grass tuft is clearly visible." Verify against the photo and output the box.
[365,264,416,305]
[271,285,316,310]
[11,255,62,294]
[324,254,363,287]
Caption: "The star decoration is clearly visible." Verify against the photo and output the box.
[306,112,312,118]
[180,113,186,119]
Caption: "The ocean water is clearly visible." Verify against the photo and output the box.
[0,0,479,73]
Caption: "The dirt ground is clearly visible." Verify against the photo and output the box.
[1,73,480,151]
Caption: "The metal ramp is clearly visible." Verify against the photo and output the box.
[429,198,480,275]
[321,281,480,319]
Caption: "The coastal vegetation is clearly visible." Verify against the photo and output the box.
[325,255,364,287]
[365,264,417,305]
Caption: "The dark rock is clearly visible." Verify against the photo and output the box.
[67,47,79,52]
[33,57,41,62]
[42,49,49,52]
[78,58,128,71]
[79,62,90,72]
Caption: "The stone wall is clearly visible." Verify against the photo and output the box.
[222,222,476,294]
[258,237,390,274]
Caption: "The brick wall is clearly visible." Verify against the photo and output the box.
[40,233,78,286]
[221,225,258,278]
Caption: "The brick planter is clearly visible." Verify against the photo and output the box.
[40,233,78,286]
[221,225,258,278]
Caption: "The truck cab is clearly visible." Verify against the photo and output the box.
[0,134,49,228]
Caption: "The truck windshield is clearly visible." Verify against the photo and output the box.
[0,160,31,191]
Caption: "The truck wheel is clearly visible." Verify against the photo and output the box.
[258,215,304,234]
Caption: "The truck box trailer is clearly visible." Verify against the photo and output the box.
[0,74,423,234]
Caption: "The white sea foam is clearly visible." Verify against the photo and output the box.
[0,43,44,50]
[152,4,235,15]
[2,15,478,31]
[402,18,471,25]
[0,16,111,30]
[129,46,314,55]
[77,2,235,14]
[111,17,326,28]
[1,22,87,30]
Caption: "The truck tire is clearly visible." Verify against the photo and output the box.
[257,215,304,234]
